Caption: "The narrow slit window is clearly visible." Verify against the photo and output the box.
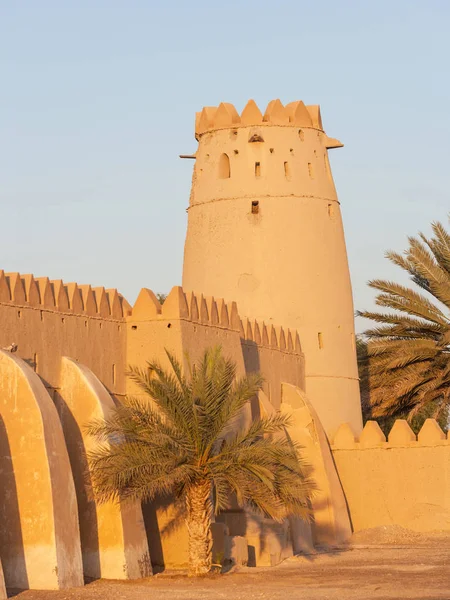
[308,162,314,179]
[298,129,305,141]
[34,353,38,373]
[251,200,259,214]
[218,153,230,179]
[318,332,324,349]
[112,364,116,385]
[255,162,261,177]
[284,161,291,179]
[327,203,335,218]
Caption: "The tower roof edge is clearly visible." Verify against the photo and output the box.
[194,98,327,138]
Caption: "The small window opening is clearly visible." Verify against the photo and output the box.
[118,324,121,331]
[40,310,44,321]
[131,325,137,330]
[290,148,294,155]
[84,320,88,328]
[284,161,291,179]
[234,149,239,155]
[112,364,116,385]
[167,323,172,329]
[308,163,314,179]
[251,200,259,214]
[33,353,38,373]
[255,162,261,177]
[314,149,317,157]
[269,148,274,153]
[249,133,264,143]
[327,203,335,218]
[61,317,65,324]
[218,153,230,179]
[298,129,305,141]
[318,332,324,349]
[17,310,21,319]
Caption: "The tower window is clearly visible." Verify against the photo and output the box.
[284,161,291,179]
[298,129,305,141]
[218,153,231,179]
[255,162,261,177]
[251,201,259,214]
[318,332,324,349]
[308,162,314,179]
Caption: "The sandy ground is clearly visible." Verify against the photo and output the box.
[10,528,450,600]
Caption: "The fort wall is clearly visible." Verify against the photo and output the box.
[331,419,450,533]
[0,270,307,583]
[126,286,305,409]
[0,270,128,398]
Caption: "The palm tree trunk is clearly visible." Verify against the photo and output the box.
[185,480,213,576]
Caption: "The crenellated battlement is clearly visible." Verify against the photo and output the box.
[130,286,303,356]
[0,269,130,320]
[332,418,448,450]
[240,317,302,355]
[194,99,344,150]
[195,99,324,137]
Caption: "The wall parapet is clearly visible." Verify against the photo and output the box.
[195,99,324,138]
[194,99,343,150]
[0,269,130,320]
[240,317,302,356]
[332,418,449,450]
[130,286,303,356]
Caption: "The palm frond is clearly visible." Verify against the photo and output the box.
[88,346,312,525]
[360,218,450,422]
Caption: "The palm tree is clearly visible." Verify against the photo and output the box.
[358,219,450,422]
[87,347,313,576]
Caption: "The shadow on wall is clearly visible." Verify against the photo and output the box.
[142,496,187,573]
[241,339,262,421]
[0,417,29,591]
[52,390,101,583]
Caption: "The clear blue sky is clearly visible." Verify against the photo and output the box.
[1,1,449,332]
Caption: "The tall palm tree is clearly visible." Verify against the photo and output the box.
[87,347,313,576]
[358,219,450,421]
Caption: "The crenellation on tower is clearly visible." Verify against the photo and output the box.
[195,99,328,137]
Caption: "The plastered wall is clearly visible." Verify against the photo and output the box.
[0,270,128,398]
[332,419,450,532]
[0,271,307,582]
[182,99,362,437]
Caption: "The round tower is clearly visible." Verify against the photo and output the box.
[182,99,362,436]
